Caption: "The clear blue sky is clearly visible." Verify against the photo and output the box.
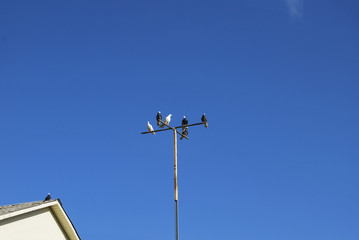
[1,0,358,239]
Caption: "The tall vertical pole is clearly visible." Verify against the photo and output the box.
[174,129,179,240]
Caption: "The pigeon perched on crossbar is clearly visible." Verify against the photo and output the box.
[182,116,188,131]
[160,114,172,128]
[180,127,188,140]
[147,121,155,135]
[156,111,162,126]
[201,113,208,128]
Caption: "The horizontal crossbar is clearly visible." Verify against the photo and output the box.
[141,122,205,138]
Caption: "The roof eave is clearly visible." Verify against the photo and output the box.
[0,199,80,240]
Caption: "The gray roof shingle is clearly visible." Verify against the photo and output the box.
[0,199,58,216]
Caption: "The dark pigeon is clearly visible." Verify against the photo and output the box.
[156,111,162,126]
[201,114,208,128]
[44,193,51,201]
[180,127,188,140]
[182,116,188,131]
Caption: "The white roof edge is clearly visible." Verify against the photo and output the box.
[0,200,80,240]
[50,202,81,240]
[0,201,58,221]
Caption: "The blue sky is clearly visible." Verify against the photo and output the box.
[1,0,358,239]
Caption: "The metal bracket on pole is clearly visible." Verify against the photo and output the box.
[141,122,205,137]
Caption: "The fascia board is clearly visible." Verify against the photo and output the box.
[0,200,80,240]
[0,201,58,221]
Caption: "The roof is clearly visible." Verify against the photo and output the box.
[0,199,81,240]
[0,199,59,216]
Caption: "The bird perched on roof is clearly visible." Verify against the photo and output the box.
[156,111,162,126]
[201,113,208,128]
[147,121,155,135]
[160,114,172,128]
[180,127,188,140]
[182,116,188,131]
[44,193,51,201]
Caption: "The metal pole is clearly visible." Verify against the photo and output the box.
[141,116,207,240]
[174,129,179,240]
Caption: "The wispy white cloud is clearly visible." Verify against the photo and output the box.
[284,0,303,19]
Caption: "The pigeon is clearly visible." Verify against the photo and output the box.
[201,113,208,128]
[147,121,155,135]
[182,116,188,131]
[156,111,162,126]
[160,114,172,128]
[180,127,188,140]
[44,193,51,201]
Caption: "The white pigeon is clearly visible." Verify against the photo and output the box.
[160,114,172,128]
[147,121,155,135]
